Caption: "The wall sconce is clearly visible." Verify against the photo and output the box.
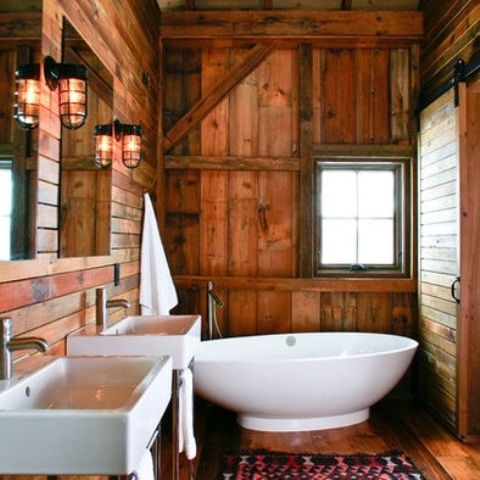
[94,119,142,169]
[93,124,113,168]
[14,64,40,130]
[120,123,142,169]
[44,55,88,130]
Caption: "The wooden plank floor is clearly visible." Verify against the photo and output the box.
[161,398,480,480]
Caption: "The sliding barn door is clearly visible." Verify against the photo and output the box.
[419,82,480,439]
[418,89,460,433]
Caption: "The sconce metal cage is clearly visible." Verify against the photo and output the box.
[44,56,88,130]
[120,123,142,169]
[14,64,41,130]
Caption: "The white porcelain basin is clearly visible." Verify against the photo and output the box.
[67,314,201,369]
[0,356,172,475]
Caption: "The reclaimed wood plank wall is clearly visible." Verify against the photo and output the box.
[0,0,160,356]
[163,42,419,339]
[419,0,480,101]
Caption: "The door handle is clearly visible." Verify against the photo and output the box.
[451,276,460,303]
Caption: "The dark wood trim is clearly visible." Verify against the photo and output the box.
[163,43,275,152]
[313,144,415,158]
[173,275,417,292]
[0,11,41,40]
[163,38,423,50]
[160,11,424,41]
[156,38,165,230]
[298,44,314,278]
[164,155,299,171]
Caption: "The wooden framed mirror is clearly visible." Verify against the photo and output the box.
[59,18,114,258]
[0,1,42,261]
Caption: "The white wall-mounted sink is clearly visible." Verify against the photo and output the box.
[67,314,201,369]
[0,356,172,475]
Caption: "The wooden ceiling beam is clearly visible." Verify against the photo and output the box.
[0,12,41,40]
[163,42,275,152]
[160,10,424,40]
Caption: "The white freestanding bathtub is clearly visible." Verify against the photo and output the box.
[194,332,418,432]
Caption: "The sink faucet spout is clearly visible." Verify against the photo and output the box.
[7,337,49,353]
[96,288,130,331]
[1,318,49,380]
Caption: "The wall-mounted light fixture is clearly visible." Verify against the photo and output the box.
[120,123,142,169]
[94,119,142,169]
[44,55,88,130]
[93,123,113,168]
[14,64,40,130]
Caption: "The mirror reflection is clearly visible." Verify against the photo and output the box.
[60,18,114,258]
[0,1,42,260]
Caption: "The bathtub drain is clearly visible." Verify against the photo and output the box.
[286,335,296,347]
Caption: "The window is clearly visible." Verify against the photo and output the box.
[315,159,409,276]
[0,163,12,261]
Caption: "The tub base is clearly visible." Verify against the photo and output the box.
[237,408,369,432]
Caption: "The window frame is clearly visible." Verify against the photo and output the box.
[0,158,13,261]
[313,156,411,278]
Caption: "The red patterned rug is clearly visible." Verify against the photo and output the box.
[217,451,427,479]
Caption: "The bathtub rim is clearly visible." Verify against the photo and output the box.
[195,331,419,364]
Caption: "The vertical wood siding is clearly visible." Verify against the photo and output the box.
[164,45,418,339]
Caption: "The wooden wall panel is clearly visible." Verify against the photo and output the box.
[230,48,259,156]
[257,171,297,276]
[165,41,418,346]
[356,49,390,144]
[323,49,356,144]
[229,171,258,276]
[420,0,479,102]
[313,48,413,145]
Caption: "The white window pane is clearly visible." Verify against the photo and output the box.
[358,171,394,218]
[0,217,10,261]
[321,219,357,264]
[322,170,357,217]
[0,170,12,215]
[358,219,394,264]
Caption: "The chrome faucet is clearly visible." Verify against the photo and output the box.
[207,281,224,340]
[1,318,49,380]
[96,287,131,330]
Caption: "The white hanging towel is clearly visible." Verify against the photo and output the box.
[140,193,178,315]
[132,449,155,480]
[178,368,197,460]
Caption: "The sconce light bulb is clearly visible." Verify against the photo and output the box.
[94,124,113,169]
[122,129,142,169]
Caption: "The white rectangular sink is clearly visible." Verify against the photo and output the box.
[67,314,201,369]
[0,356,172,475]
